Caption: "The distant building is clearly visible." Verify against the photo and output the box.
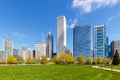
[110,40,120,58]
[33,50,36,58]
[46,32,53,59]
[13,49,19,58]
[57,16,66,55]
[3,38,13,57]
[73,24,91,58]
[0,51,6,60]
[35,42,46,59]
[20,46,28,60]
[94,25,108,59]
[27,50,33,59]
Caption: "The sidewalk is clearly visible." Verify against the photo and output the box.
[92,66,120,72]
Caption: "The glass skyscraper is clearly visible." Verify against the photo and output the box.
[73,24,91,58]
[46,32,53,59]
[94,25,108,59]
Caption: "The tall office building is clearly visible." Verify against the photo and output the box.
[46,32,53,59]
[110,40,120,58]
[94,25,107,59]
[20,46,28,60]
[3,38,13,57]
[35,42,46,59]
[73,24,91,58]
[57,16,66,55]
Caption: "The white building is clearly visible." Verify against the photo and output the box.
[35,42,46,59]
[57,16,66,55]
[20,46,28,60]
[3,38,13,58]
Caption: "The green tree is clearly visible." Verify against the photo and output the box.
[85,57,92,65]
[96,57,103,64]
[40,56,48,64]
[7,55,17,64]
[77,55,84,64]
[112,50,120,65]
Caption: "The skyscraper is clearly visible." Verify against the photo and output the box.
[73,24,91,58]
[46,32,53,59]
[57,16,66,55]
[110,40,120,58]
[94,25,107,59]
[35,42,46,59]
[3,38,13,57]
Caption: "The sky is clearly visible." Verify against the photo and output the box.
[0,0,120,53]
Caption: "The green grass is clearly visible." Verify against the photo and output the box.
[0,65,119,80]
[104,64,120,70]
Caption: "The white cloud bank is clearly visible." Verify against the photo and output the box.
[72,0,119,13]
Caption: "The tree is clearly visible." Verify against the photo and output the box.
[96,57,103,64]
[52,55,58,64]
[16,57,24,64]
[40,56,48,64]
[112,50,120,65]
[57,52,67,64]
[77,55,84,64]
[103,58,112,64]
[85,57,92,65]
[7,55,17,64]
[66,54,75,64]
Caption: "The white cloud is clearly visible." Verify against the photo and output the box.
[67,18,78,28]
[12,32,26,39]
[107,12,120,22]
[72,0,119,13]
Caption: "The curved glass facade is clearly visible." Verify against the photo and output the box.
[73,24,91,58]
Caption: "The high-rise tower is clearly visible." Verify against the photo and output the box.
[57,16,66,55]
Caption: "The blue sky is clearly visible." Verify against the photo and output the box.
[0,0,120,53]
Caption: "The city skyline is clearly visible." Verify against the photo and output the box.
[0,0,120,53]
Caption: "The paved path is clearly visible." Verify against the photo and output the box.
[92,66,120,72]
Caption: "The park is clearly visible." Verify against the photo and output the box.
[0,64,120,80]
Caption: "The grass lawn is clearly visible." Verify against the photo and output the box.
[0,65,120,80]
[104,64,120,70]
